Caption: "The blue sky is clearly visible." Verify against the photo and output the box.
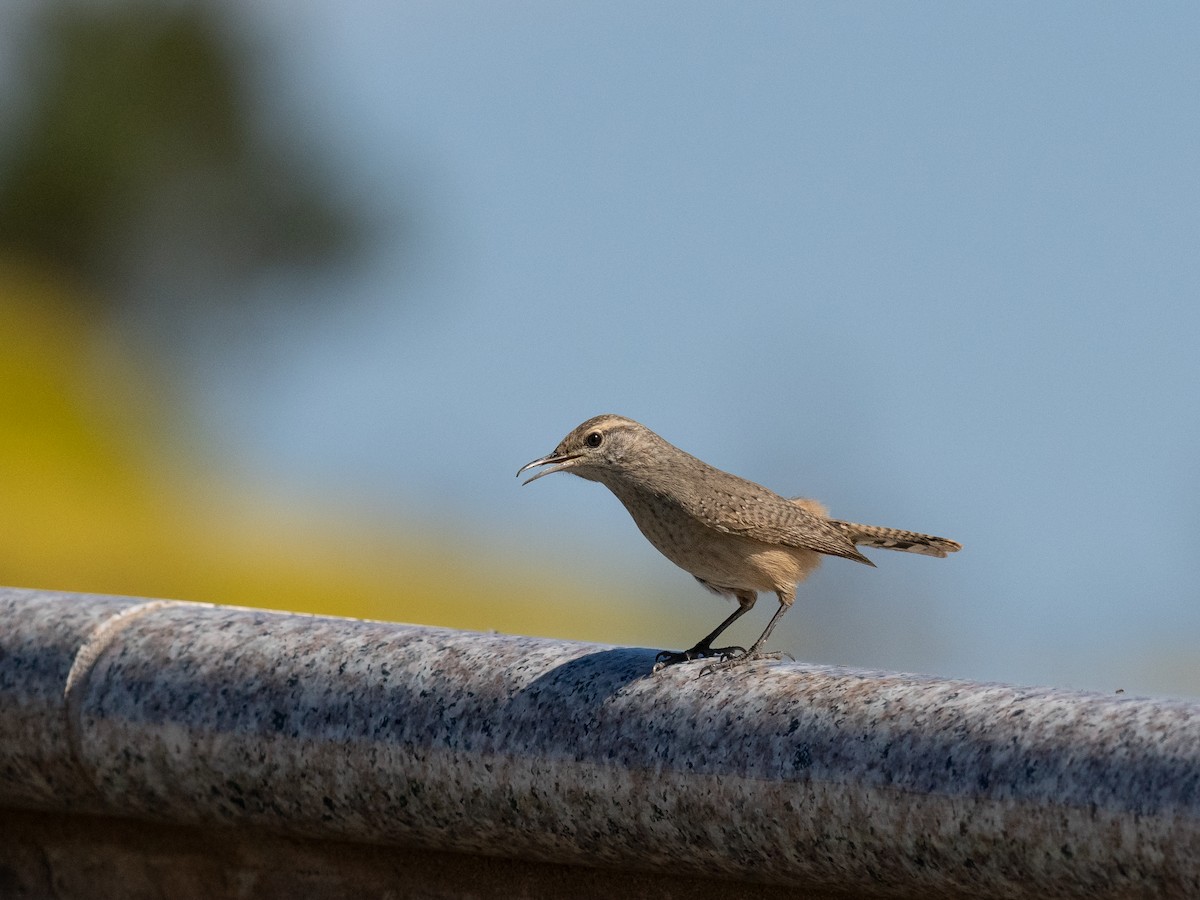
[191,3,1200,696]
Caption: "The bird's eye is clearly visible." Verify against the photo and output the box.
[585,431,603,448]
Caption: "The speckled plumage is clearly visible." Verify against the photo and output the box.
[519,414,961,672]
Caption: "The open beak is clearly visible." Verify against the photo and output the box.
[516,452,582,485]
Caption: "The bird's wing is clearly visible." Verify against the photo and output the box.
[719,500,875,564]
[673,474,875,566]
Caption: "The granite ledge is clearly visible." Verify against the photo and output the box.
[1,586,1198,899]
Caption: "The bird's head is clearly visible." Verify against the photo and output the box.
[516,414,648,485]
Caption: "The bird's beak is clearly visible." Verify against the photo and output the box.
[516,452,583,485]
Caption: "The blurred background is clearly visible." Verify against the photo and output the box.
[1,1,1197,697]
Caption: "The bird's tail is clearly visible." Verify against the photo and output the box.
[829,520,962,558]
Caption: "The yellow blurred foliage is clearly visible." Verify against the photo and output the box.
[0,264,652,642]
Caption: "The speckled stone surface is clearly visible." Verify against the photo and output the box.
[2,587,1199,898]
[0,589,147,809]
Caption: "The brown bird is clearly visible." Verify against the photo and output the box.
[518,414,961,673]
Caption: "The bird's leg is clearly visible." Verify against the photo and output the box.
[653,592,755,672]
[700,596,791,675]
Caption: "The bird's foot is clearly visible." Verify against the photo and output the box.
[652,644,746,673]
[699,647,784,676]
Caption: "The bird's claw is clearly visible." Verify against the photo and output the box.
[699,648,784,676]
[652,644,747,673]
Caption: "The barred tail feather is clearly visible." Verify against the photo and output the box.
[830,520,962,558]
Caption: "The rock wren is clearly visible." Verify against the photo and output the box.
[517,414,961,673]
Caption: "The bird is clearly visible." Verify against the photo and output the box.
[517,414,961,673]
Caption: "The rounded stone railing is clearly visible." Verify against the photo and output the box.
[1,587,1197,898]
